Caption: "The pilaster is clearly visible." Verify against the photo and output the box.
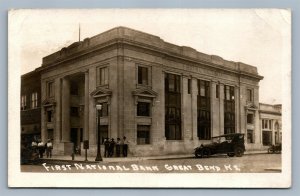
[191,77,198,140]
[219,83,224,135]
[61,77,70,142]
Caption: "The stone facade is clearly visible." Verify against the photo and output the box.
[259,103,282,147]
[21,70,41,143]
[32,26,265,156]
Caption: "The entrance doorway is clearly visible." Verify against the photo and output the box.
[70,128,82,154]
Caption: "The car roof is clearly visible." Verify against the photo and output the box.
[212,133,244,138]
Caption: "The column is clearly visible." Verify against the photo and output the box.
[84,70,89,141]
[88,67,97,145]
[235,85,240,133]
[41,81,47,142]
[61,77,70,142]
[211,81,219,137]
[219,84,224,135]
[54,78,62,142]
[191,77,198,140]
[182,76,192,140]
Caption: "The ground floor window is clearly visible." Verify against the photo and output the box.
[137,125,150,145]
[247,129,254,143]
[262,131,272,146]
[197,110,211,140]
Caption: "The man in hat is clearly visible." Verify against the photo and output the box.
[45,139,53,158]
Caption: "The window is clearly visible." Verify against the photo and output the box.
[262,119,272,130]
[47,82,54,97]
[262,131,272,146]
[247,113,254,124]
[137,102,150,116]
[165,73,181,140]
[216,84,219,98]
[137,125,150,144]
[247,130,254,143]
[225,85,234,101]
[138,66,148,85]
[31,92,38,109]
[247,89,253,102]
[70,82,79,95]
[70,107,80,117]
[47,111,53,122]
[97,67,108,86]
[197,80,211,140]
[99,103,108,117]
[21,95,27,110]
[187,79,191,94]
[165,73,180,93]
[224,85,235,134]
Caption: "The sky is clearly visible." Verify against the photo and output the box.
[10,9,291,104]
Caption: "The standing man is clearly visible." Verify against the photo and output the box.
[116,138,121,157]
[122,136,128,157]
[45,139,53,158]
[37,140,45,158]
[108,138,115,157]
[103,138,110,158]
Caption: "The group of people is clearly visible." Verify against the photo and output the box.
[31,139,53,158]
[103,136,129,158]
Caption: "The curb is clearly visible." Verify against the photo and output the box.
[37,151,270,165]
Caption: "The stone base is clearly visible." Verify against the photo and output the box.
[51,140,268,157]
[52,142,74,155]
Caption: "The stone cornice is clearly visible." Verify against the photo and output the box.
[39,27,263,81]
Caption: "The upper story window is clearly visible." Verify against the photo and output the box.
[21,95,27,110]
[165,73,181,93]
[47,81,54,98]
[216,84,219,98]
[47,110,53,122]
[99,102,108,117]
[225,85,234,101]
[198,80,210,97]
[138,66,149,86]
[31,92,38,109]
[137,102,150,116]
[247,113,254,124]
[247,89,253,102]
[187,79,191,94]
[97,67,108,86]
[70,107,80,117]
[70,82,79,95]
[262,119,272,130]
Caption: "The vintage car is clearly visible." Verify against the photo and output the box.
[194,133,246,158]
[268,143,282,154]
[21,143,39,164]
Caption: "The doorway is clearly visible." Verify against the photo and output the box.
[70,128,81,154]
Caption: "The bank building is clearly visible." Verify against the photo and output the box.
[21,27,266,156]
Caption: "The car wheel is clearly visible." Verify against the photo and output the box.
[234,147,244,157]
[227,153,235,157]
[201,148,211,158]
[195,151,201,158]
[268,148,274,154]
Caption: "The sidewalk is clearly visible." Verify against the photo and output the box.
[40,150,268,165]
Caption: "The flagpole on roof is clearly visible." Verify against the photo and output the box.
[79,23,81,42]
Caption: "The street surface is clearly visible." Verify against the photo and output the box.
[21,153,281,173]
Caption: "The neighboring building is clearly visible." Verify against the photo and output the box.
[259,103,282,147]
[22,26,265,156]
[21,69,41,144]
